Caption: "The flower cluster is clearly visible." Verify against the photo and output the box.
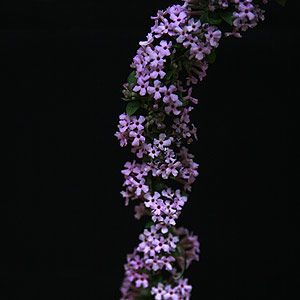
[115,113,146,148]
[121,226,199,300]
[230,0,266,37]
[205,0,269,37]
[151,279,192,300]
[116,0,282,299]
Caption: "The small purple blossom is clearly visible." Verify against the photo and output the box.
[147,80,167,100]
[205,26,222,47]
[163,85,178,103]
[153,133,173,150]
[129,131,145,147]
[133,78,149,96]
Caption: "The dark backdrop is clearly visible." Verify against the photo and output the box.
[8,0,299,299]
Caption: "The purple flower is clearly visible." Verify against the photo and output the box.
[144,226,159,242]
[129,254,144,270]
[114,131,128,147]
[155,222,169,234]
[205,27,222,47]
[164,285,179,300]
[153,236,170,253]
[238,2,256,21]
[164,212,177,226]
[121,161,136,176]
[183,33,199,48]
[175,26,189,43]
[190,42,212,61]
[170,11,187,27]
[161,255,175,271]
[155,164,168,180]
[158,40,172,56]
[145,256,162,271]
[152,198,165,216]
[186,17,201,33]
[166,160,182,177]
[147,47,166,68]
[133,78,149,96]
[147,80,167,100]
[144,191,161,208]
[131,142,148,159]
[166,232,179,249]
[134,203,147,220]
[162,188,174,200]
[135,273,149,288]
[151,283,166,300]
[218,0,229,9]
[133,164,148,180]
[144,243,156,257]
[129,131,145,147]
[162,200,176,215]
[130,178,149,196]
[149,65,166,80]
[146,143,160,159]
[153,19,172,38]
[180,107,193,124]
[172,118,182,134]
[129,115,145,131]
[118,113,131,133]
[153,133,173,150]
[183,87,198,104]
[176,278,192,295]
[120,189,132,206]
[139,33,154,46]
[164,99,182,115]
[163,85,178,103]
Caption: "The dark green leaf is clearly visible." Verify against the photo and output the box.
[182,191,189,197]
[165,70,174,81]
[145,221,154,229]
[174,244,187,280]
[275,0,287,6]
[126,101,141,116]
[205,49,216,64]
[121,97,131,101]
[173,247,180,257]
[152,179,167,192]
[128,71,137,85]
[220,10,233,25]
[207,12,222,25]
[179,98,189,107]
[199,12,208,23]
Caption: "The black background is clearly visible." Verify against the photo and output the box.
[7,0,299,299]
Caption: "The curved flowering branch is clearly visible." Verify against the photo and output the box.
[115,0,286,299]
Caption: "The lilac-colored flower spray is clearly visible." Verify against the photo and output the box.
[115,1,286,299]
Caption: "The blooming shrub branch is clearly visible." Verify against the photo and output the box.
[115,0,286,299]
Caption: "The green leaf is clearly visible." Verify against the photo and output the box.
[207,12,222,25]
[174,244,187,280]
[126,101,141,116]
[199,12,208,23]
[182,191,189,197]
[145,221,154,229]
[165,70,174,81]
[205,49,216,64]
[179,98,189,107]
[128,71,137,85]
[220,10,233,25]
[152,179,167,192]
[173,247,180,257]
[275,0,287,6]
